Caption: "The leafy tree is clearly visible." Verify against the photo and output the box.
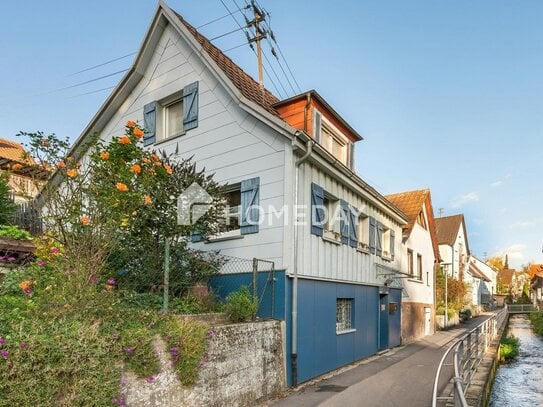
[0,173,16,225]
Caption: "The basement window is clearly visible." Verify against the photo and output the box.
[336,298,355,334]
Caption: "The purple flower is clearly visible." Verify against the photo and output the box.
[120,379,127,386]
[1,350,8,358]
[146,376,154,383]
[19,343,27,349]
[89,275,100,285]
[124,347,134,356]
[112,398,118,404]
[0,256,5,260]
[107,278,116,286]
[0,338,5,345]
[50,248,60,254]
[37,260,47,266]
[198,360,205,367]
[6,257,15,262]
[208,329,215,338]
[170,346,179,357]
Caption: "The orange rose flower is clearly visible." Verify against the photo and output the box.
[144,195,152,205]
[118,136,131,145]
[130,164,142,174]
[66,169,78,178]
[126,120,136,128]
[142,157,151,164]
[100,152,110,160]
[164,165,173,175]
[116,182,129,192]
[79,215,91,226]
[11,163,23,171]
[133,128,144,139]
[57,161,66,169]
[154,161,162,167]
[151,153,160,161]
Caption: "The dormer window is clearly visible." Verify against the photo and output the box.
[314,111,352,167]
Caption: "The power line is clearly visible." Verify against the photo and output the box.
[68,86,116,98]
[196,10,243,29]
[218,0,285,98]
[65,52,136,77]
[208,26,248,42]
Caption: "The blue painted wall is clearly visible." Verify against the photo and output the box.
[294,279,380,384]
[210,270,286,319]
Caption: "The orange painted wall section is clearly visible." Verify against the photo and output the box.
[275,95,358,143]
[274,99,313,136]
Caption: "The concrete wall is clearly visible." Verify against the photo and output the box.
[401,302,433,343]
[124,320,285,407]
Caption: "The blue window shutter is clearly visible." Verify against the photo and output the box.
[376,222,383,257]
[349,206,358,248]
[340,200,350,245]
[390,230,395,260]
[311,183,324,236]
[183,81,199,131]
[143,101,156,146]
[314,110,322,142]
[240,177,260,235]
[369,216,376,254]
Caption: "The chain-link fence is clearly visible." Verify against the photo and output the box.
[209,255,277,318]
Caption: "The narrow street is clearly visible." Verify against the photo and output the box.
[272,315,492,407]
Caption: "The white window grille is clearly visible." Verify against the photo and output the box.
[336,298,354,333]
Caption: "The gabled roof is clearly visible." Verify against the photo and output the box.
[469,262,491,282]
[435,214,470,254]
[174,12,280,116]
[385,189,440,261]
[528,264,543,278]
[0,138,33,166]
[498,269,516,285]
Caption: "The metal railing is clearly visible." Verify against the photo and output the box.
[507,303,538,313]
[432,307,508,407]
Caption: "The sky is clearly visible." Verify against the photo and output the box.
[1,0,542,268]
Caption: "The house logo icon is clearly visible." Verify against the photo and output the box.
[177,182,213,225]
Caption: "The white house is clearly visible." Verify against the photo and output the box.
[435,214,470,281]
[469,256,496,306]
[385,189,440,342]
[57,1,411,386]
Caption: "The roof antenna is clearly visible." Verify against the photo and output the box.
[438,208,444,217]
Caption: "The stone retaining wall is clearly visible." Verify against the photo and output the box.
[124,320,285,406]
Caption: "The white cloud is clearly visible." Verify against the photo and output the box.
[493,244,527,263]
[490,180,503,188]
[510,221,537,229]
[451,192,479,208]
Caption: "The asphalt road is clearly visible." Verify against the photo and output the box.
[271,315,492,407]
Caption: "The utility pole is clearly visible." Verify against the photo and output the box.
[246,1,267,89]
[438,208,444,217]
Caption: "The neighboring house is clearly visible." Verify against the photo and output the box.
[466,260,491,312]
[470,256,497,305]
[57,1,410,386]
[497,268,518,297]
[531,271,543,309]
[385,189,440,342]
[0,138,43,204]
[435,214,470,280]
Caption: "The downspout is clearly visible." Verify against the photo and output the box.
[291,134,313,387]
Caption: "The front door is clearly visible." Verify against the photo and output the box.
[424,307,431,336]
[379,294,389,350]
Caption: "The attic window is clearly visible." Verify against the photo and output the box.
[417,211,427,230]
[318,116,350,167]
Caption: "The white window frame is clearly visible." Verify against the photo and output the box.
[336,298,355,334]
[357,214,370,252]
[320,116,351,167]
[156,92,184,143]
[322,192,341,244]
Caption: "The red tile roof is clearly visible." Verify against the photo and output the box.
[174,12,280,116]
[0,138,33,165]
[435,214,470,255]
[385,189,441,262]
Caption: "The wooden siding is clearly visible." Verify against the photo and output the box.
[293,162,404,285]
[274,98,312,135]
[95,22,287,268]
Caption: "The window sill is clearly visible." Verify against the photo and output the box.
[381,255,393,262]
[336,328,356,335]
[407,278,424,284]
[322,230,341,245]
[357,247,370,254]
[206,229,244,243]
[154,132,186,146]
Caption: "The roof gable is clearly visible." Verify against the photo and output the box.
[435,214,470,254]
[385,189,440,261]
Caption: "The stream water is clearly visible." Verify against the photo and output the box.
[489,314,543,406]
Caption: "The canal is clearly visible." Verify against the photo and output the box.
[489,314,543,406]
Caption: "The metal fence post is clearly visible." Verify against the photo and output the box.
[162,238,170,312]
[252,258,258,300]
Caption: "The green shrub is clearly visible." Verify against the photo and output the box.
[0,225,32,240]
[530,311,543,336]
[224,286,258,323]
[499,335,520,362]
